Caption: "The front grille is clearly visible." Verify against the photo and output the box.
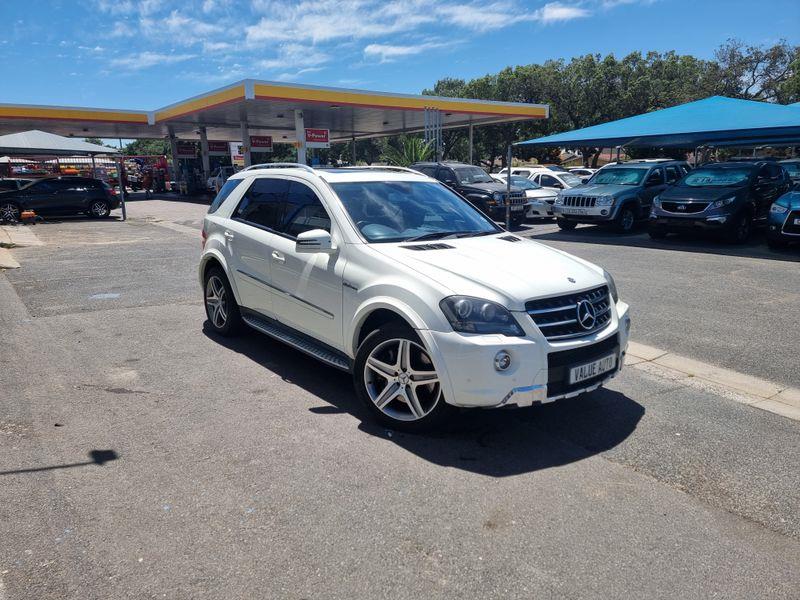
[561,196,597,207]
[525,285,612,341]
[661,201,708,214]
[546,334,619,397]
[505,191,526,206]
[782,211,800,235]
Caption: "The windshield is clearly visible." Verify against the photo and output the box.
[331,181,499,243]
[681,169,752,187]
[560,173,583,186]
[509,176,541,189]
[453,167,494,185]
[545,165,569,173]
[589,168,646,186]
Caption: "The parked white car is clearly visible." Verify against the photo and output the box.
[491,174,558,218]
[569,167,598,183]
[199,164,631,430]
[498,166,584,193]
[207,165,236,192]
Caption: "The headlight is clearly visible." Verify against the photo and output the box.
[440,296,524,336]
[770,204,789,214]
[595,195,614,206]
[603,270,619,303]
[653,195,661,208]
[555,195,564,206]
[492,191,504,202]
[712,196,736,208]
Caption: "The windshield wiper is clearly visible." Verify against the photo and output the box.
[405,230,491,242]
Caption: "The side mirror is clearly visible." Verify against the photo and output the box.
[296,229,334,253]
[443,178,457,186]
[553,182,564,189]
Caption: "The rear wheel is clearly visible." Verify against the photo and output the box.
[0,201,21,223]
[89,200,110,218]
[354,323,454,432]
[204,267,242,336]
[614,205,637,233]
[556,218,577,231]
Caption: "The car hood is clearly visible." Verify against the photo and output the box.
[524,189,557,200]
[660,186,745,202]
[372,235,605,310]
[460,181,511,194]
[775,190,800,209]
[563,183,637,196]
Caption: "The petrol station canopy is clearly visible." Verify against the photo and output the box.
[0,79,548,142]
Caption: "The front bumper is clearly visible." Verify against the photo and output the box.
[553,204,615,222]
[768,209,800,240]
[526,199,556,217]
[649,212,731,231]
[419,301,631,409]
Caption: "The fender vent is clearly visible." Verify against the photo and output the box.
[400,243,455,251]
[499,235,521,242]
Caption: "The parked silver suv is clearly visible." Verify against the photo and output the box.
[553,160,690,233]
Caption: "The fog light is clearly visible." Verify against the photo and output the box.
[494,350,512,371]
[707,216,727,224]
[601,209,608,216]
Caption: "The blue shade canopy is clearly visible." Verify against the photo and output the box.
[517,96,800,148]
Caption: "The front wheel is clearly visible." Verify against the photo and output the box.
[354,324,454,431]
[725,212,752,244]
[614,205,637,233]
[556,218,577,231]
[0,201,21,223]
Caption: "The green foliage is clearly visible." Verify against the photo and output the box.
[381,136,434,166]
[122,138,170,156]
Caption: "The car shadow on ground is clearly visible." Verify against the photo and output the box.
[122,191,212,205]
[529,224,800,263]
[204,323,644,478]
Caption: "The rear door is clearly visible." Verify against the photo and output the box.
[20,180,60,213]
[227,177,289,317]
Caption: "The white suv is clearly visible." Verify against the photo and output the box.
[199,164,631,430]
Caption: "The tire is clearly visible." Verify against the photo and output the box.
[353,323,454,432]
[88,199,110,218]
[0,201,21,223]
[725,211,752,244]
[648,227,668,240]
[556,218,577,231]
[613,205,637,233]
[203,266,243,336]
[511,215,525,227]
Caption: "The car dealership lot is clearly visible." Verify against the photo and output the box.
[1,200,799,599]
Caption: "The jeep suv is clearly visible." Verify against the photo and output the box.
[649,161,791,243]
[553,160,690,233]
[410,161,527,225]
[199,164,631,430]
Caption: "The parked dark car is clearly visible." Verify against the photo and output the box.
[778,159,800,189]
[0,178,34,192]
[410,161,527,225]
[649,162,792,243]
[0,176,119,222]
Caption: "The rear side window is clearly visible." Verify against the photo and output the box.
[234,177,289,229]
[209,178,245,214]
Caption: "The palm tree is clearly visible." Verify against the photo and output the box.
[382,136,434,167]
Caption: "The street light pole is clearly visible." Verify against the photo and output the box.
[505,145,512,230]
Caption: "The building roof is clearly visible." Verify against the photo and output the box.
[0,130,118,155]
[517,96,800,149]
[0,79,548,142]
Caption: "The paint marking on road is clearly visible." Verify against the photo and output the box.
[0,248,20,269]
[0,225,44,247]
[145,219,201,236]
[628,341,800,422]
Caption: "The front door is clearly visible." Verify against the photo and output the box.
[641,168,667,209]
[269,180,344,350]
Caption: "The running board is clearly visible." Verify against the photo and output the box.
[241,311,352,372]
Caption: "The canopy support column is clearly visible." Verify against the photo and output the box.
[505,145,512,231]
[167,128,180,189]
[294,110,306,165]
[199,126,210,182]
[351,134,356,166]
[468,123,474,165]
[91,155,97,179]
[239,121,251,167]
[424,107,442,162]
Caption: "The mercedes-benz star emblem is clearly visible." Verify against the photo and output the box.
[576,299,597,330]
[567,277,576,283]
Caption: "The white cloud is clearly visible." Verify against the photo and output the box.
[109,51,196,70]
[163,10,222,37]
[259,43,330,70]
[274,67,324,82]
[436,2,515,31]
[533,2,591,23]
[363,41,450,63]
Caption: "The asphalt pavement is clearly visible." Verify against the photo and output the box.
[1,201,799,599]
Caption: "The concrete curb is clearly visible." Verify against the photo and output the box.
[0,247,20,269]
[627,341,800,422]
[0,225,44,247]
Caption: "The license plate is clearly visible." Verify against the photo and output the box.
[511,205,523,212]
[569,354,617,384]
[794,218,800,225]
[562,207,588,215]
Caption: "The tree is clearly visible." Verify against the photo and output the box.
[381,136,434,166]
[714,39,800,102]
[122,139,170,156]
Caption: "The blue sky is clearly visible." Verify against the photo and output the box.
[1,0,798,110]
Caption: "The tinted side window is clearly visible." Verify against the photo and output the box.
[0,181,18,191]
[234,177,289,229]
[767,164,782,179]
[416,166,437,177]
[540,174,559,186]
[281,181,331,237]
[646,168,664,184]
[209,178,244,214]
[665,166,680,183]
[31,181,57,193]
[435,168,454,183]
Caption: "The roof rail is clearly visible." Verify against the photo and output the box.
[336,165,424,175]
[242,162,316,173]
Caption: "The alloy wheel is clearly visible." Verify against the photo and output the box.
[205,275,228,329]
[363,338,442,422]
[91,201,109,217]
[620,209,635,231]
[0,203,20,222]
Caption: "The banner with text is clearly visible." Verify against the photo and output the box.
[305,128,330,149]
[175,141,198,159]
[207,141,229,156]
[250,135,273,152]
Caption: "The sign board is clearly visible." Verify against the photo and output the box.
[305,128,330,149]
[229,142,244,167]
[207,141,229,156]
[175,141,198,159]
[250,135,273,152]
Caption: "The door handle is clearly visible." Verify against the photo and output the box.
[271,251,285,263]
[223,230,235,241]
